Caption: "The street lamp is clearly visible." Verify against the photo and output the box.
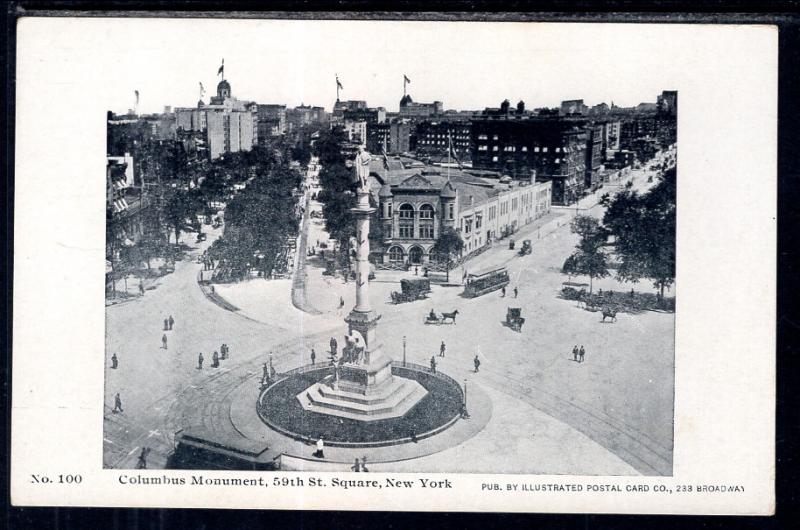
[402,336,407,367]
[462,379,470,419]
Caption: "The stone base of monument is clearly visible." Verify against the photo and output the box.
[297,354,428,421]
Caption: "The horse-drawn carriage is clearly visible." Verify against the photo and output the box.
[391,278,431,304]
[518,240,532,256]
[424,309,459,325]
[506,307,525,332]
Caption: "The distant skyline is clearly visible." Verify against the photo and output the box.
[41,19,685,115]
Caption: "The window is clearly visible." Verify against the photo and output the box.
[399,203,414,219]
[492,156,498,162]
[399,222,414,238]
[478,145,488,151]
[478,134,488,140]
[543,147,548,153]
[534,146,540,152]
[493,135,499,140]
[476,215,482,229]
[388,246,404,263]
[448,203,454,220]
[419,224,434,238]
[387,203,392,217]
[522,146,528,152]
[419,204,434,219]
[555,147,561,153]
[555,158,560,164]
[493,145,499,151]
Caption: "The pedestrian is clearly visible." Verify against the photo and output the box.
[220,344,227,360]
[310,348,316,365]
[579,345,586,363]
[430,355,437,374]
[112,392,123,413]
[474,355,481,373]
[136,447,150,469]
[572,345,579,362]
[162,334,168,349]
[514,287,518,298]
[415,266,419,276]
[111,353,118,369]
[360,456,369,472]
[440,341,446,357]
[330,337,338,356]
[197,352,204,369]
[262,362,269,384]
[314,436,325,458]
[351,458,361,472]
[630,288,635,299]
[212,350,220,368]
[138,282,145,296]
[200,270,204,282]
[163,318,169,331]
[501,286,506,297]
[423,267,428,277]
[339,296,345,309]
[168,315,174,330]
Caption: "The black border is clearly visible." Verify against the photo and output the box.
[3,2,797,529]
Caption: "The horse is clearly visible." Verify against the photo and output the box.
[601,308,617,323]
[441,310,460,324]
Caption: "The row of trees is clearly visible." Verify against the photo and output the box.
[563,167,676,299]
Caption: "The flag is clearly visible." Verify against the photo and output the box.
[199,82,205,95]
[403,74,411,84]
[218,59,224,76]
[336,75,343,90]
[134,90,139,104]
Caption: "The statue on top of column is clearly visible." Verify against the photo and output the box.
[354,146,372,192]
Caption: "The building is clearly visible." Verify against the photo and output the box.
[470,116,587,205]
[341,120,367,147]
[399,94,443,119]
[657,90,678,117]
[286,105,329,133]
[560,99,588,116]
[368,160,551,267]
[175,78,258,160]
[367,120,411,154]
[584,125,604,191]
[414,120,472,164]
[257,104,287,139]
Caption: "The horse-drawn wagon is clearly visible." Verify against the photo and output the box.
[391,278,431,304]
[506,307,525,332]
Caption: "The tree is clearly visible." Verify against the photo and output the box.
[562,215,609,294]
[163,188,200,245]
[603,168,676,299]
[431,227,464,282]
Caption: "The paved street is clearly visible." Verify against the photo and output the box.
[105,157,674,474]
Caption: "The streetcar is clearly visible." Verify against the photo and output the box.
[463,267,510,298]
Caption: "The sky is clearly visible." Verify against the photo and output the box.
[24,18,691,115]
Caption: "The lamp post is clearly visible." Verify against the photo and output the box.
[402,336,407,367]
[462,378,470,419]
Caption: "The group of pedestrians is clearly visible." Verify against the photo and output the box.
[198,343,231,370]
[500,286,520,298]
[572,345,587,363]
[161,315,175,349]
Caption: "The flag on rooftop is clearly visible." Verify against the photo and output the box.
[218,59,224,76]
[403,74,411,84]
[336,75,343,90]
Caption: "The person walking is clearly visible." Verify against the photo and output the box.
[440,341,446,358]
[572,345,579,362]
[310,348,316,365]
[161,334,168,350]
[111,353,118,369]
[138,282,145,296]
[579,345,586,363]
[430,355,437,374]
[168,315,174,330]
[351,458,361,472]
[339,296,345,309]
[473,355,481,373]
[163,318,169,331]
[112,392,123,413]
[501,286,506,297]
[360,456,369,472]
[330,337,338,356]
[200,270,204,282]
[197,352,204,369]
[136,447,150,469]
[212,350,220,368]
[514,287,518,298]
[314,437,325,458]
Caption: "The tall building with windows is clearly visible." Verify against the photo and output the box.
[414,120,472,163]
[399,94,443,119]
[175,78,257,160]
